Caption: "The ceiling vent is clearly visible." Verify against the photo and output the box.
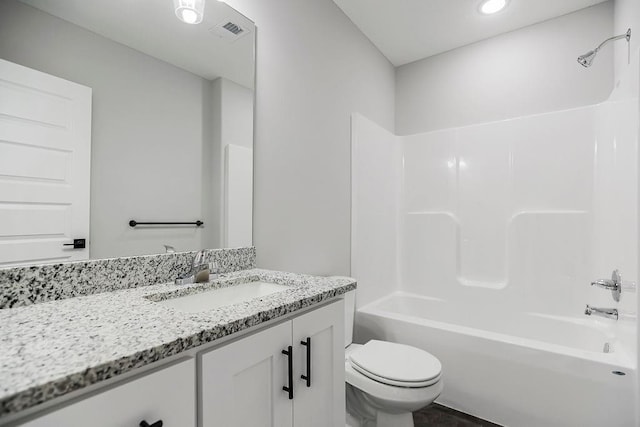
[209,20,249,42]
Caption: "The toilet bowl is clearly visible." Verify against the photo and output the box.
[341,290,443,427]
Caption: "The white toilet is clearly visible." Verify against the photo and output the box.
[343,291,443,427]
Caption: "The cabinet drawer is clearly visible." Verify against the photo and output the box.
[22,358,196,427]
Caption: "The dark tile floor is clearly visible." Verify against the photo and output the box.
[414,404,502,427]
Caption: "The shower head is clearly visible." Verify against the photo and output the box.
[577,28,631,68]
[577,50,596,67]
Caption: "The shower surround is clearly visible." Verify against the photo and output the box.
[351,77,639,425]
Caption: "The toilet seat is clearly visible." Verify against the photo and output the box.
[345,360,443,409]
[351,363,441,388]
[349,340,442,388]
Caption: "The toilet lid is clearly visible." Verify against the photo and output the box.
[349,340,442,386]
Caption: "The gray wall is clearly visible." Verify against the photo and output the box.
[227,0,396,276]
[206,77,255,249]
[395,1,615,135]
[0,0,212,258]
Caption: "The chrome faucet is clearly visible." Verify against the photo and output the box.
[591,269,637,302]
[584,304,618,320]
[591,270,622,302]
[175,250,212,285]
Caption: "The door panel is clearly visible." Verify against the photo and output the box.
[200,321,293,427]
[0,59,91,266]
[292,300,345,427]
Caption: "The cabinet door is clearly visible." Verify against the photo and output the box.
[23,358,196,427]
[292,300,345,427]
[200,320,293,427]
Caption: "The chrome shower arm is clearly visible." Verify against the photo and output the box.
[578,28,631,67]
[594,28,632,53]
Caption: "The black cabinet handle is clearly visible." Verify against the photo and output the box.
[139,421,163,427]
[300,337,311,387]
[282,346,294,399]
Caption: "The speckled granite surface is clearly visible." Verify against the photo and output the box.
[0,247,255,309]
[0,269,356,418]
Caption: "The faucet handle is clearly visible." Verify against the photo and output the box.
[590,279,618,290]
[590,270,623,302]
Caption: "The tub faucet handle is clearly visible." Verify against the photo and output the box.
[591,270,622,302]
[590,278,617,289]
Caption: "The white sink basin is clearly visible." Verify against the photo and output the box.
[157,281,291,313]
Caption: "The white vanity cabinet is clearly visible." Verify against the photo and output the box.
[200,299,345,427]
[21,358,196,427]
[13,299,345,427]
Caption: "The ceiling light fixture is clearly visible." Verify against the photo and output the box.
[174,0,205,24]
[479,0,508,15]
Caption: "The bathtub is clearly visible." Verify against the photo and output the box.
[355,292,637,427]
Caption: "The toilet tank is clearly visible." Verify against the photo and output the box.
[343,289,356,347]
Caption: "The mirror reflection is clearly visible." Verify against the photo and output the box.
[0,0,255,266]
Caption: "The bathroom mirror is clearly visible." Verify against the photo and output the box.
[0,0,255,266]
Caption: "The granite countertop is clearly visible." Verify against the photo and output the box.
[0,269,356,418]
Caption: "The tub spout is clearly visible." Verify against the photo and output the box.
[584,304,618,320]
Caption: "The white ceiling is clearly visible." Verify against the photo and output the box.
[20,0,255,88]
[332,0,610,66]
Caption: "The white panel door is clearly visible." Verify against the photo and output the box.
[292,300,345,427]
[200,321,293,427]
[0,59,91,266]
[23,358,196,427]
